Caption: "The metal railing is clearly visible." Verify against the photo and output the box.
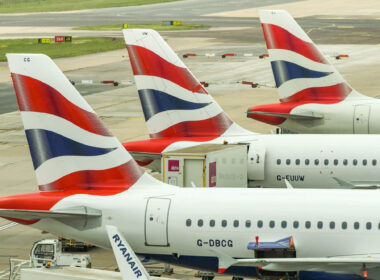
[8,259,31,280]
[0,269,10,280]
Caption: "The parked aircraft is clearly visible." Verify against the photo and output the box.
[122,28,380,189]
[1,53,379,280]
[247,10,379,134]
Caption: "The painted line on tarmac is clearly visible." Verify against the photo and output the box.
[0,222,18,231]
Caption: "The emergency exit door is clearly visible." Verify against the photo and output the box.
[145,198,171,246]
[354,105,370,134]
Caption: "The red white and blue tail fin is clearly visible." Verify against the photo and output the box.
[260,10,362,103]
[123,29,252,138]
[7,54,144,192]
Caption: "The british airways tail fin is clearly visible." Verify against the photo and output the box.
[123,29,251,138]
[260,10,362,103]
[7,54,144,192]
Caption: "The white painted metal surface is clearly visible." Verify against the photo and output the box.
[145,198,171,246]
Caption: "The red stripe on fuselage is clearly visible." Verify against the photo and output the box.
[149,112,233,139]
[39,160,144,192]
[262,23,328,64]
[0,189,125,225]
[11,74,112,137]
[280,83,352,103]
[126,44,208,94]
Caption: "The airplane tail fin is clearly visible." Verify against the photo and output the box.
[260,10,358,103]
[123,29,251,138]
[7,54,144,192]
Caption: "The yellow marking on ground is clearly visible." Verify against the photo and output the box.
[337,25,355,29]
[127,117,144,120]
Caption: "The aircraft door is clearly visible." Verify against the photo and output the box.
[184,159,204,187]
[145,198,171,246]
[354,105,370,134]
[247,143,266,181]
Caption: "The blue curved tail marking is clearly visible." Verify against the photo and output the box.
[271,60,333,87]
[138,89,211,121]
[25,129,116,169]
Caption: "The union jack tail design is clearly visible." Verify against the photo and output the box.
[7,54,144,192]
[260,10,362,103]
[123,29,251,138]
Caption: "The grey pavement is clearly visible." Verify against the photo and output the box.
[0,0,299,27]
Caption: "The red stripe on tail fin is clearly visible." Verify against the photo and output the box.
[262,23,328,64]
[149,112,233,139]
[11,73,112,137]
[126,44,207,94]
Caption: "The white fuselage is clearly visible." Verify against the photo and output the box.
[280,97,380,134]
[32,179,380,278]
[156,132,380,189]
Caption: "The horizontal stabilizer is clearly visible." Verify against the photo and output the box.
[0,206,101,220]
[248,110,323,120]
[130,151,162,162]
[0,206,102,230]
[248,236,293,250]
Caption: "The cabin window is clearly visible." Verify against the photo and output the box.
[245,220,251,228]
[277,159,281,165]
[293,221,299,229]
[343,159,348,166]
[221,220,227,227]
[257,220,263,228]
[186,219,192,227]
[233,220,239,228]
[354,222,360,230]
[366,222,372,230]
[363,159,367,166]
[314,159,319,166]
[269,220,275,228]
[373,159,377,166]
[286,159,291,165]
[305,221,311,229]
[353,159,358,166]
[209,219,215,227]
[330,221,335,229]
[324,159,329,166]
[198,219,203,227]
[295,159,300,165]
[334,159,338,166]
[281,221,287,228]
[317,221,323,229]
[342,221,347,229]
[305,159,310,165]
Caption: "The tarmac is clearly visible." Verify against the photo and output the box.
[0,0,380,279]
